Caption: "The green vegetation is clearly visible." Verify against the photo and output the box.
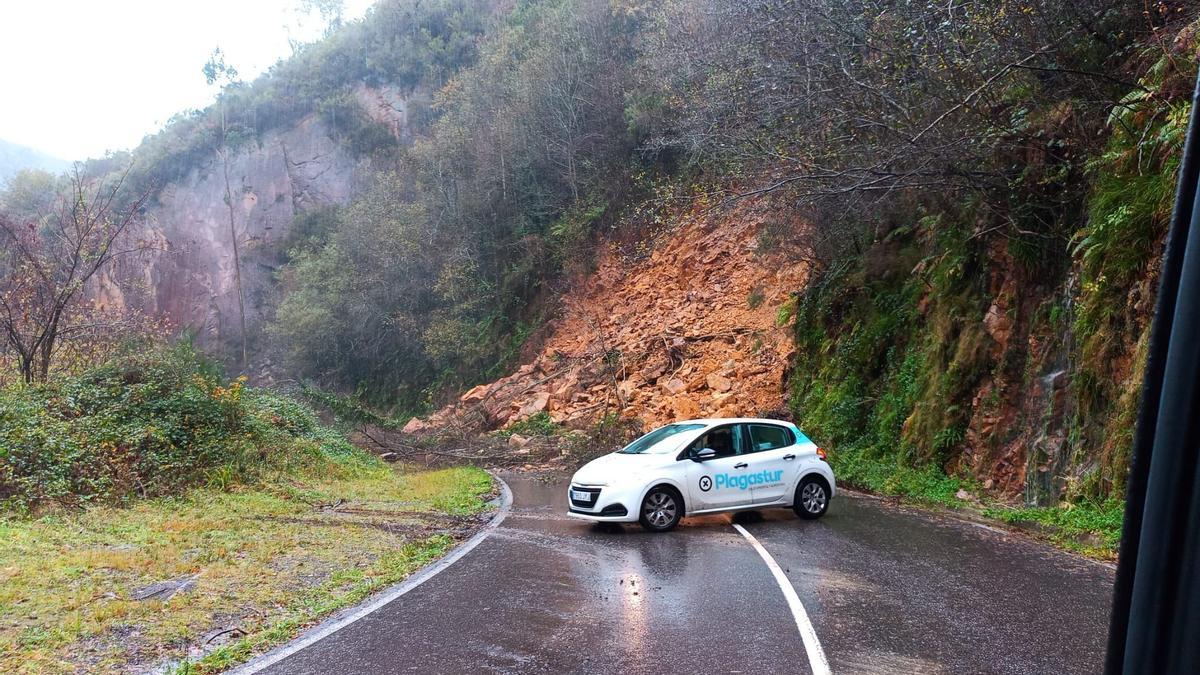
[495,411,561,439]
[788,220,989,472]
[0,343,362,513]
[0,343,495,670]
[984,499,1124,558]
[828,446,970,509]
[0,464,492,673]
[829,443,1122,557]
[298,381,404,430]
[1069,45,1193,496]
[785,173,1150,534]
[269,0,636,410]
[781,17,1197,521]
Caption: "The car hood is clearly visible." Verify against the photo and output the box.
[571,451,675,486]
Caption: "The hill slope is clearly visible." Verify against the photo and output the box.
[53,0,1193,511]
[0,138,69,183]
[415,194,807,432]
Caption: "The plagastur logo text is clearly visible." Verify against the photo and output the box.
[713,469,784,491]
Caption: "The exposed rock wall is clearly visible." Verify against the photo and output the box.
[353,84,420,142]
[116,84,416,359]
[138,115,359,349]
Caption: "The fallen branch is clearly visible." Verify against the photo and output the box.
[204,627,246,645]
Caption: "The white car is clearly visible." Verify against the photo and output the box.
[567,418,835,531]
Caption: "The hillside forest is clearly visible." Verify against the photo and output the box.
[2,0,1197,520]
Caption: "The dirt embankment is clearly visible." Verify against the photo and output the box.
[406,198,809,435]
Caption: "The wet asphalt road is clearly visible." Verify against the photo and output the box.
[256,474,1114,674]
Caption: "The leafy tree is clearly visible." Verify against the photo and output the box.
[270,0,639,404]
[0,170,154,382]
[272,172,439,405]
[638,0,1149,262]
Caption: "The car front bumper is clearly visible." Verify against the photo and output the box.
[566,483,640,523]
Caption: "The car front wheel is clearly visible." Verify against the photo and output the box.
[793,476,830,520]
[639,486,682,532]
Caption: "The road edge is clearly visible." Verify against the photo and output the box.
[229,471,514,674]
[839,487,1117,569]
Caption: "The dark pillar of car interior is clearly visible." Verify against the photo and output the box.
[1104,72,1200,674]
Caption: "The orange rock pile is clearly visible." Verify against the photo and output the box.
[405,198,809,434]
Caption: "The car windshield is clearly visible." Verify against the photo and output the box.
[617,423,706,455]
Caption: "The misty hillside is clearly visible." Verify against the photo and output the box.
[0,138,68,183]
[6,2,1196,670]
[7,0,1195,513]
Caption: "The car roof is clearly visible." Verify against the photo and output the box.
[674,418,795,427]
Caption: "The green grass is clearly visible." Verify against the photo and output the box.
[0,344,497,671]
[828,445,969,508]
[984,499,1124,559]
[0,464,493,674]
[172,536,454,674]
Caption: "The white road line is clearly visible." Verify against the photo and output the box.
[230,473,513,675]
[733,523,832,675]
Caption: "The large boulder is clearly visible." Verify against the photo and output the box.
[516,391,551,419]
[661,378,687,395]
[460,383,491,404]
[402,417,429,434]
[706,372,733,393]
[670,396,701,420]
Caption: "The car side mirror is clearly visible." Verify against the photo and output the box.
[693,448,717,462]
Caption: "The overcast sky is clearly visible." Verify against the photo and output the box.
[0,0,375,162]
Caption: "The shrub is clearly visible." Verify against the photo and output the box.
[496,411,560,439]
[0,343,374,513]
[746,287,765,309]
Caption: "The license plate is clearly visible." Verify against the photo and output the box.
[570,489,592,502]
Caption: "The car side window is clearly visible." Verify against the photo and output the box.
[746,424,794,453]
[688,425,740,458]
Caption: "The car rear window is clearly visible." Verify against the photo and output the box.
[747,424,793,452]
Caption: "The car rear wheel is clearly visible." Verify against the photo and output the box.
[639,486,682,532]
[793,476,829,520]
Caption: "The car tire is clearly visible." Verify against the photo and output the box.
[793,476,830,520]
[639,486,682,532]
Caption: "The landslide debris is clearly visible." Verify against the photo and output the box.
[407,198,808,435]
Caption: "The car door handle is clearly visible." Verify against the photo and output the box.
[783,454,796,461]
[734,462,748,469]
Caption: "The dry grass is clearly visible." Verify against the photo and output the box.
[0,464,493,674]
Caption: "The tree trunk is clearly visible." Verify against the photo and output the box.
[36,311,61,382]
[219,104,248,372]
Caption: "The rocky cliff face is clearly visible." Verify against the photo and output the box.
[116,87,413,361]
[142,116,356,347]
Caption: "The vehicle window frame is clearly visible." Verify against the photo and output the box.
[676,424,744,461]
[743,423,795,454]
